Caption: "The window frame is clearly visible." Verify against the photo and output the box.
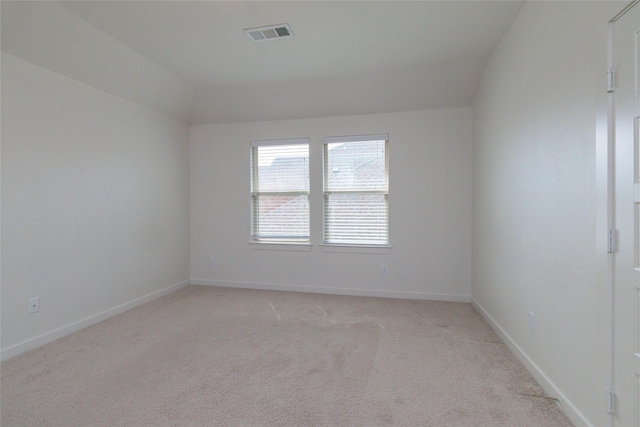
[250,138,310,244]
[322,134,390,247]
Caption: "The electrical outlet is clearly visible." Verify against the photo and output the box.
[528,311,536,332]
[381,264,388,274]
[209,257,216,266]
[28,297,40,314]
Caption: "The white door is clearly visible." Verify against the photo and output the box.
[612,2,640,426]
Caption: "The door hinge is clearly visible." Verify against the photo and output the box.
[608,229,618,253]
[607,68,616,93]
[607,388,616,414]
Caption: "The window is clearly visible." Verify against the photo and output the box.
[323,134,389,245]
[250,139,309,242]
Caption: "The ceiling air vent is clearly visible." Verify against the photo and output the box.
[245,24,293,42]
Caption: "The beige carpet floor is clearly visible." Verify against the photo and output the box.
[1,285,573,426]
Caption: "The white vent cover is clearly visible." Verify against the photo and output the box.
[245,24,293,42]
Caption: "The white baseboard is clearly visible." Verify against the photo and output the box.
[471,297,593,427]
[0,280,190,362]
[191,279,471,303]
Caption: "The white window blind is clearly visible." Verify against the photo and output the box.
[323,134,389,245]
[251,139,309,242]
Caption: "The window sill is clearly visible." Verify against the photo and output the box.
[320,244,392,255]
[248,242,313,252]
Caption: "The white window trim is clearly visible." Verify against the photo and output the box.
[250,138,310,148]
[322,134,390,247]
[323,134,389,144]
[250,137,310,244]
[249,242,313,252]
[319,244,392,254]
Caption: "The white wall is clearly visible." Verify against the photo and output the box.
[191,108,472,301]
[191,60,485,125]
[472,2,624,426]
[1,1,194,124]
[1,53,191,359]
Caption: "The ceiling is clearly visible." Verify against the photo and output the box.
[57,1,524,88]
[2,1,525,124]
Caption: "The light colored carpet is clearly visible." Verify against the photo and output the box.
[1,285,573,426]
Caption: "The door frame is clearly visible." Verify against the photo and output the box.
[605,2,640,426]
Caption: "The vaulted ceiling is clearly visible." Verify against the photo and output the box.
[2,1,525,125]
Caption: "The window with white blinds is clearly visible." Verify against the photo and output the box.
[250,139,309,242]
[323,135,389,245]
